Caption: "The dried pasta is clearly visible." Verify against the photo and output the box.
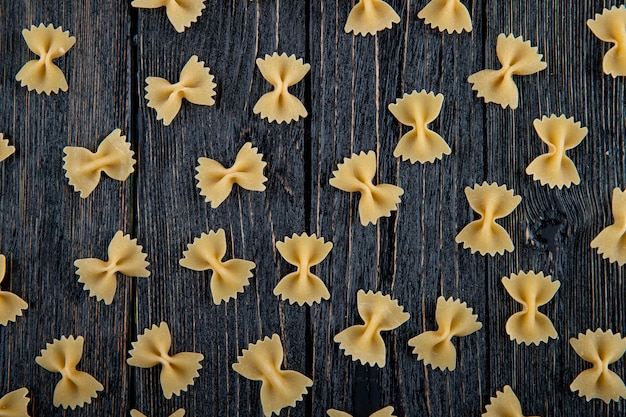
[127,322,204,399]
[145,55,216,126]
[408,296,481,371]
[502,271,560,345]
[334,290,410,367]
[344,0,400,36]
[180,229,255,304]
[0,134,15,163]
[16,24,75,94]
[591,188,626,265]
[468,34,546,109]
[254,53,310,124]
[327,406,396,417]
[130,409,185,417]
[74,231,150,305]
[196,142,267,208]
[417,0,472,34]
[482,386,534,417]
[274,233,333,305]
[526,115,587,188]
[35,335,103,409]
[570,329,626,403]
[587,5,626,77]
[0,388,30,417]
[63,129,136,198]
[330,151,404,226]
[388,90,451,164]
[131,0,206,32]
[232,334,312,417]
[0,254,28,326]
[455,182,521,256]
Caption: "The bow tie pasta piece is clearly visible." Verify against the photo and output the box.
[344,0,400,36]
[0,134,15,163]
[254,53,310,124]
[526,115,587,189]
[0,388,30,417]
[74,231,150,305]
[501,271,560,345]
[328,406,396,417]
[196,142,267,208]
[468,34,546,109]
[131,409,185,417]
[0,254,28,326]
[570,329,626,403]
[587,6,626,77]
[455,182,521,256]
[180,228,255,304]
[408,296,482,371]
[274,233,333,305]
[128,322,204,399]
[483,386,538,417]
[35,336,103,409]
[16,24,75,94]
[131,0,205,32]
[417,0,472,33]
[591,188,626,265]
[233,334,312,416]
[388,90,451,164]
[334,290,410,367]
[330,151,404,226]
[146,55,216,126]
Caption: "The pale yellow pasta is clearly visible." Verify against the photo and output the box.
[388,90,451,164]
[591,188,626,265]
[455,182,521,256]
[587,5,626,77]
[128,322,204,399]
[180,229,255,304]
[0,134,15,163]
[482,386,536,417]
[74,231,150,305]
[130,409,185,417]
[131,0,205,32]
[35,336,103,409]
[254,53,310,124]
[334,290,410,367]
[344,0,400,36]
[16,24,75,94]
[0,254,28,326]
[468,34,546,109]
[328,406,395,417]
[330,151,404,226]
[526,115,587,189]
[570,329,626,403]
[502,271,560,345]
[145,55,216,126]
[417,0,472,34]
[232,334,312,417]
[408,296,481,371]
[196,142,267,208]
[0,388,30,417]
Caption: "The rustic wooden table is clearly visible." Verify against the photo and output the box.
[0,0,624,416]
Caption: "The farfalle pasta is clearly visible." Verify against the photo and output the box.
[483,386,535,417]
[587,6,626,77]
[334,290,410,367]
[180,228,255,304]
[468,34,546,109]
[502,271,560,345]
[388,90,451,164]
[330,151,404,226]
[0,254,28,326]
[128,322,204,399]
[526,115,587,189]
[74,231,150,305]
[35,335,103,409]
[408,296,482,371]
[16,24,75,94]
[63,129,136,198]
[0,134,15,163]
[327,406,396,417]
[417,0,472,34]
[145,55,216,126]
[131,409,185,417]
[274,233,333,305]
[254,53,310,124]
[131,0,205,32]
[455,182,521,256]
[0,388,30,417]
[570,329,626,403]
[344,0,400,36]
[196,142,267,208]
[591,188,626,265]
[232,334,312,417]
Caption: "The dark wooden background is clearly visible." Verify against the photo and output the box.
[0,0,624,416]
